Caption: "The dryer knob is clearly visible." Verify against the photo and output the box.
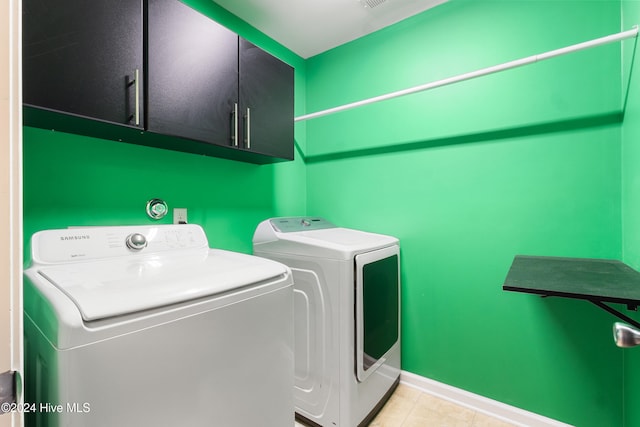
[126,233,147,251]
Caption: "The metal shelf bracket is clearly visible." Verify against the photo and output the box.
[590,300,640,330]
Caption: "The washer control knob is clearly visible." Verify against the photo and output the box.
[125,233,147,251]
[301,219,311,227]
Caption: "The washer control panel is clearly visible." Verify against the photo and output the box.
[270,217,335,233]
[30,224,209,265]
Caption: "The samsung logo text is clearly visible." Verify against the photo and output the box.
[60,235,91,241]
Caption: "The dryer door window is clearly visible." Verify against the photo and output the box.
[355,245,400,382]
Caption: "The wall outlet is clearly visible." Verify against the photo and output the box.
[173,208,188,224]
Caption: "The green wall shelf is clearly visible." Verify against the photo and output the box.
[503,256,640,328]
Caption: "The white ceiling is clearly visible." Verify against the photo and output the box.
[213,0,448,58]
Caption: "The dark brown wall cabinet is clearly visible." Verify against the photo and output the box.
[23,0,145,129]
[23,0,294,164]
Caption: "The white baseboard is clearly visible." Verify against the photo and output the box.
[399,371,574,427]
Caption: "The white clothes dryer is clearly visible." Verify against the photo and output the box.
[253,217,401,427]
[24,224,294,427]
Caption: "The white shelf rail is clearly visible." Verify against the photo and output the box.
[295,26,639,122]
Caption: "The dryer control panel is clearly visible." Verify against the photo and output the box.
[269,217,335,233]
[30,224,209,265]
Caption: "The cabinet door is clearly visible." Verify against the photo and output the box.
[23,0,143,127]
[239,39,294,160]
[147,0,238,147]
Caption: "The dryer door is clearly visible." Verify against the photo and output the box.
[355,245,400,382]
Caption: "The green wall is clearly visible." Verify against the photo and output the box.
[305,0,625,426]
[23,0,307,262]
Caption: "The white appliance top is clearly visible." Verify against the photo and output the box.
[253,217,398,260]
[28,224,289,321]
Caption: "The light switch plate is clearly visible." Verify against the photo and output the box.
[173,208,188,224]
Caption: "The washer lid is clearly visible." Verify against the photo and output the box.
[254,224,398,260]
[35,248,288,321]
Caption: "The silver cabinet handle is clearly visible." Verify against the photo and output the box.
[232,103,239,147]
[245,107,251,149]
[134,69,140,126]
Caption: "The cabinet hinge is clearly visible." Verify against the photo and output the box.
[0,370,16,413]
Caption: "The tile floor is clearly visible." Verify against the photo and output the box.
[295,383,517,427]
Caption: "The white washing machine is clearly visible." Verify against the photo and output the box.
[253,217,401,427]
[23,224,294,427]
